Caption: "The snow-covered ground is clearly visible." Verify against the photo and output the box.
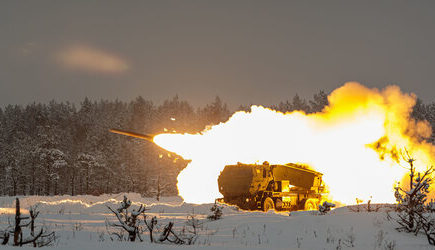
[0,194,432,250]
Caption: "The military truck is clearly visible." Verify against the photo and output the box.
[217,162,326,211]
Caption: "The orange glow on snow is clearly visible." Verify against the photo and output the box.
[153,82,435,204]
[0,207,29,215]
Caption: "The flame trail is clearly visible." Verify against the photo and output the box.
[154,82,435,204]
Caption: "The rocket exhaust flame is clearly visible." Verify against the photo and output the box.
[152,82,435,205]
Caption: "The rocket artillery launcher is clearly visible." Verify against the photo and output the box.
[109,129,154,142]
[218,162,327,211]
[110,129,327,212]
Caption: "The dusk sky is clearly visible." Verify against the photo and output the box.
[1,1,435,109]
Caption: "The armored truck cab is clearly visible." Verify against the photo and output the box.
[218,162,326,211]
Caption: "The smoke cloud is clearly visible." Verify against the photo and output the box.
[56,45,128,74]
[154,82,435,204]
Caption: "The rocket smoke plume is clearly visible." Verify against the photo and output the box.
[154,82,435,204]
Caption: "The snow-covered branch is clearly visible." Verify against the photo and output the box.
[106,195,145,242]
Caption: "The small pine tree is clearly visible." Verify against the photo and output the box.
[207,202,223,221]
[394,155,433,235]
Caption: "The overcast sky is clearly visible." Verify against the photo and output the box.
[1,1,435,109]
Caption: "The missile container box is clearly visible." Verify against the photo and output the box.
[217,162,326,211]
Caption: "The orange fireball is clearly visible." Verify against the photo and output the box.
[154,82,435,204]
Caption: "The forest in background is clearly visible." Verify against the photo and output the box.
[0,91,434,198]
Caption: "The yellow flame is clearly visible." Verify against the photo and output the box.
[153,82,435,204]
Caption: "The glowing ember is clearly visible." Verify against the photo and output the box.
[153,82,435,204]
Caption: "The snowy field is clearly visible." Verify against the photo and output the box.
[0,194,432,250]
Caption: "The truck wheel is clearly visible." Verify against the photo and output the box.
[263,197,274,212]
[304,199,318,210]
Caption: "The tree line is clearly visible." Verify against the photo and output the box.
[0,91,433,197]
[0,95,232,197]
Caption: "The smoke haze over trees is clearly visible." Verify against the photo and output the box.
[0,91,433,197]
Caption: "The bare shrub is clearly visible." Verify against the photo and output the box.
[143,215,157,243]
[319,201,335,215]
[159,222,185,244]
[106,195,145,242]
[1,198,56,247]
[182,214,203,244]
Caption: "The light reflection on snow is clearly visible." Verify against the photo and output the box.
[0,207,29,214]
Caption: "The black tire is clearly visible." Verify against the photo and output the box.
[304,199,318,210]
[263,197,275,212]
